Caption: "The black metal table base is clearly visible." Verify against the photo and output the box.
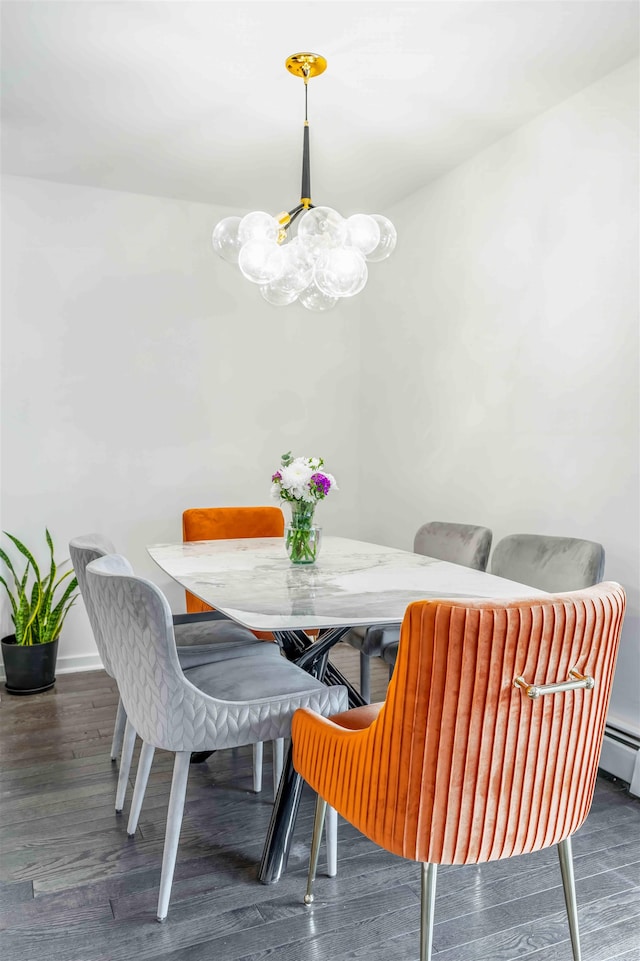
[258,626,366,884]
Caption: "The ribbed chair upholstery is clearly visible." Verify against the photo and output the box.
[346,521,493,700]
[182,506,285,615]
[293,583,626,961]
[86,553,348,922]
[490,533,605,593]
[70,534,274,810]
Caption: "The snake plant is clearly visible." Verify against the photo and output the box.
[0,530,78,645]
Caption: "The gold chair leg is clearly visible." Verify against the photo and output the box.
[304,795,327,905]
[420,862,437,961]
[558,836,582,961]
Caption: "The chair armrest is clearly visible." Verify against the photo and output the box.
[292,704,380,807]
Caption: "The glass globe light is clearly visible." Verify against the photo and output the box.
[297,206,347,249]
[298,281,338,312]
[314,247,368,298]
[365,214,397,262]
[345,214,380,256]
[238,211,280,244]
[238,240,285,285]
[260,282,299,306]
[210,54,399,308]
[211,216,243,264]
[277,238,316,294]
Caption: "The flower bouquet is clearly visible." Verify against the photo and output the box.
[271,452,338,564]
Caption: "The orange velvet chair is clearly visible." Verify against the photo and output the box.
[292,582,626,961]
[182,506,285,615]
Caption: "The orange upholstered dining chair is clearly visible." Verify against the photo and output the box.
[182,506,285,615]
[292,582,626,961]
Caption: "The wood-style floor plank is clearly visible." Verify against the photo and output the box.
[1,647,639,961]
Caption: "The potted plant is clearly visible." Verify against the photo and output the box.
[0,529,78,694]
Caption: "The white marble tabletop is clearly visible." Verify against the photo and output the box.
[148,536,545,633]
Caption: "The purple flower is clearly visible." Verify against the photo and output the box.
[310,472,331,498]
[272,471,282,482]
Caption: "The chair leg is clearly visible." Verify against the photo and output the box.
[110,697,127,761]
[360,652,371,703]
[420,863,437,961]
[304,795,328,905]
[558,836,582,961]
[115,718,137,814]
[127,741,155,836]
[272,738,285,801]
[157,751,191,922]
[253,741,263,793]
[325,805,338,877]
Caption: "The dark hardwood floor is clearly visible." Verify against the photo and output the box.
[1,645,639,961]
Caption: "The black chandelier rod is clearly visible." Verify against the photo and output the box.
[286,67,315,225]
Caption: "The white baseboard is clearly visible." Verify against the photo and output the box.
[55,653,105,674]
[600,724,640,797]
[0,651,104,682]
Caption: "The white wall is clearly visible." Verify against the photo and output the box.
[2,60,638,739]
[0,179,361,667]
[358,60,639,736]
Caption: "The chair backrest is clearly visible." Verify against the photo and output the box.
[329,583,625,866]
[182,506,285,614]
[86,553,202,751]
[413,521,493,571]
[491,533,605,592]
[69,533,117,677]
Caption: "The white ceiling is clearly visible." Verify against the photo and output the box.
[2,1,638,214]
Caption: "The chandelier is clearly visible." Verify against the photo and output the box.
[211,53,397,311]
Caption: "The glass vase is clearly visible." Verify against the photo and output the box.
[286,501,322,564]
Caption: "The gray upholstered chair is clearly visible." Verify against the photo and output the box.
[490,533,605,592]
[345,522,493,700]
[70,534,282,810]
[381,529,605,677]
[86,553,348,921]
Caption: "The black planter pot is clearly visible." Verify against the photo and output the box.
[1,634,59,695]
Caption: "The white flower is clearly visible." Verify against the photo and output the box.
[270,482,281,501]
[280,462,313,500]
[271,453,338,504]
[322,472,338,491]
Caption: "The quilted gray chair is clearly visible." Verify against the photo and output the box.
[86,553,348,921]
[70,534,282,810]
[345,521,493,700]
[490,533,605,592]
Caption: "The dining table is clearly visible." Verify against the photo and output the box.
[148,534,545,884]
